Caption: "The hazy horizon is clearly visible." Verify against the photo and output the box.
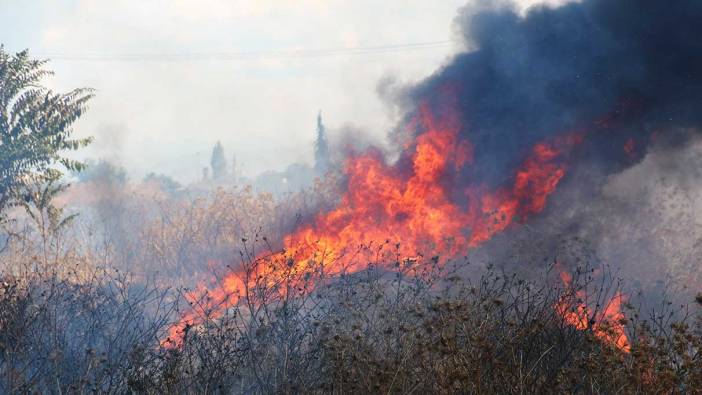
[1,0,568,183]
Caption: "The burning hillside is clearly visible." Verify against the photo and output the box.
[165,102,635,349]
[4,0,702,392]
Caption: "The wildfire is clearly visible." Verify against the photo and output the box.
[164,104,583,347]
[556,271,631,352]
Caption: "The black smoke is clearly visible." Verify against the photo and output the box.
[403,0,702,186]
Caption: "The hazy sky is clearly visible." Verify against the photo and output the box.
[1,0,565,182]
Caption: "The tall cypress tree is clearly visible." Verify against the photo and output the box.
[314,111,330,174]
[210,141,227,180]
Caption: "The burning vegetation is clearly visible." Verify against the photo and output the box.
[2,0,702,393]
[163,101,588,349]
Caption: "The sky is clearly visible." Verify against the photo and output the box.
[1,0,567,182]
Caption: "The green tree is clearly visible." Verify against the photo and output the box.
[0,47,93,216]
[210,141,227,180]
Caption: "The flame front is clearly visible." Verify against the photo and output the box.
[556,271,631,352]
[164,105,583,346]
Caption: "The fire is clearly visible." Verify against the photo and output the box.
[556,271,631,352]
[163,104,582,347]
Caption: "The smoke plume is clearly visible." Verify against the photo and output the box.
[401,0,702,186]
[401,0,702,296]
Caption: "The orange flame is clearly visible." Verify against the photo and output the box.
[163,105,582,347]
[556,271,631,352]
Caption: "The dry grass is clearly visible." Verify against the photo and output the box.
[0,183,700,394]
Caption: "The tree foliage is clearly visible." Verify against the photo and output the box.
[76,159,127,185]
[0,46,93,215]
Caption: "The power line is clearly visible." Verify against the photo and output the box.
[36,40,455,62]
